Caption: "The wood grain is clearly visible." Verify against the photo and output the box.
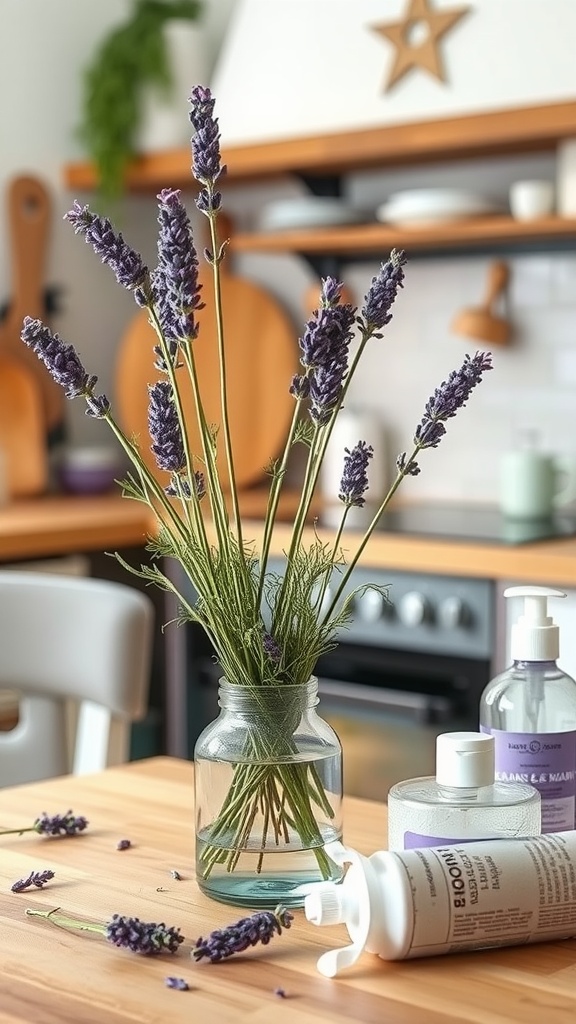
[64,99,576,190]
[2,758,576,1023]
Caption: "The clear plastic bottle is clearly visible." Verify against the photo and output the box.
[480,586,576,833]
[387,731,540,850]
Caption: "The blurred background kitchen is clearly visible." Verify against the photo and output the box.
[3,0,576,798]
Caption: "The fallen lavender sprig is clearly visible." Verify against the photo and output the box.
[26,908,184,956]
[11,869,55,893]
[192,905,293,963]
[116,838,131,850]
[0,811,88,839]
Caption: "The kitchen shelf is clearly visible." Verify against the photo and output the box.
[231,215,576,259]
[64,99,576,192]
[63,99,576,260]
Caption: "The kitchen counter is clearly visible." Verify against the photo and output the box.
[2,756,576,1024]
[2,495,576,586]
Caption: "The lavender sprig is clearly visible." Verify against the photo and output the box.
[20,317,110,417]
[155,187,204,351]
[165,977,190,990]
[396,351,493,474]
[64,201,149,297]
[192,905,293,963]
[360,248,407,333]
[0,811,88,838]
[148,380,186,473]
[339,441,374,508]
[189,85,226,213]
[11,869,55,893]
[26,908,184,956]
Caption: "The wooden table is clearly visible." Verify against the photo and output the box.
[2,758,576,1023]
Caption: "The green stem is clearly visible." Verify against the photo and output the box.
[321,440,423,625]
[25,907,106,937]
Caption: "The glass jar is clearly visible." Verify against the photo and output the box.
[194,676,343,908]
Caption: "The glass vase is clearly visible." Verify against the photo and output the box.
[194,676,343,908]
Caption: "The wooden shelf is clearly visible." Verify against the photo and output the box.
[64,99,576,192]
[231,215,576,259]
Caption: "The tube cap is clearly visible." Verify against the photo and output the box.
[505,586,566,661]
[436,731,495,788]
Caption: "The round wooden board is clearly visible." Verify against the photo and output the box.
[114,269,298,490]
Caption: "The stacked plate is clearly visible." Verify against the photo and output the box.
[376,188,502,227]
[257,197,365,231]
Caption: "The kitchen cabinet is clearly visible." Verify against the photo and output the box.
[64,98,576,259]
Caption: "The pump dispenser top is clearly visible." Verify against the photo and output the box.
[505,585,566,661]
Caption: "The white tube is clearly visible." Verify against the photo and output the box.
[305,833,576,975]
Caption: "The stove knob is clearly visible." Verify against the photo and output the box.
[398,591,430,627]
[355,588,387,623]
[438,596,469,629]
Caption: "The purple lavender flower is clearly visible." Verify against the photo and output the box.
[339,441,374,507]
[360,249,407,332]
[263,632,282,663]
[65,202,149,294]
[116,839,131,851]
[189,85,227,213]
[396,351,493,477]
[0,810,88,839]
[20,317,110,414]
[155,188,204,349]
[148,381,185,473]
[106,914,183,955]
[26,907,184,955]
[165,977,189,990]
[34,811,89,837]
[192,905,293,963]
[297,279,356,424]
[11,869,55,892]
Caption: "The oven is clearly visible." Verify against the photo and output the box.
[168,559,495,803]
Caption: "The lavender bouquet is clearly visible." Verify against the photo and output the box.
[21,86,491,905]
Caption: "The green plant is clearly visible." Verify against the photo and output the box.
[22,87,492,888]
[78,0,203,202]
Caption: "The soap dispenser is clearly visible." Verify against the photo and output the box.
[387,731,540,850]
[480,586,576,833]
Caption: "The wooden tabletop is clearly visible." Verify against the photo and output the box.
[1,757,576,1023]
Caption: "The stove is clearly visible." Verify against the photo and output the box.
[374,503,576,546]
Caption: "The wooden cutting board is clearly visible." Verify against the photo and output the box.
[115,227,298,490]
[0,355,48,497]
[0,175,64,432]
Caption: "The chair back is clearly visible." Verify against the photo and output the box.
[0,571,154,786]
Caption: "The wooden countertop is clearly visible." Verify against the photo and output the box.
[2,494,576,587]
[2,756,576,1024]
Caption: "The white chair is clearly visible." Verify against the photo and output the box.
[0,571,155,787]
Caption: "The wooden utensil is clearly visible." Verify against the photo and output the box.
[451,260,512,345]
[0,175,64,432]
[0,354,48,497]
[115,218,298,490]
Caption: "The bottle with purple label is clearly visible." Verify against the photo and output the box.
[387,732,540,851]
[480,586,576,833]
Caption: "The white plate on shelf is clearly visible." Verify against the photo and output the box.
[257,197,366,231]
[376,188,503,226]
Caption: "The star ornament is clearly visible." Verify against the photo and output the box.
[371,0,470,92]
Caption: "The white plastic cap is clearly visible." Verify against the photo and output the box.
[436,731,495,788]
[304,883,346,926]
[504,586,566,661]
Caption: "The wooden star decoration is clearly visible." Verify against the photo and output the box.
[371,0,470,92]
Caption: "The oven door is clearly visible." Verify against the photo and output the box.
[315,642,490,801]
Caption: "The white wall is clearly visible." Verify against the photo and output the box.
[1,0,576,508]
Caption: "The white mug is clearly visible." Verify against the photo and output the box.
[509,180,555,221]
[499,451,576,520]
